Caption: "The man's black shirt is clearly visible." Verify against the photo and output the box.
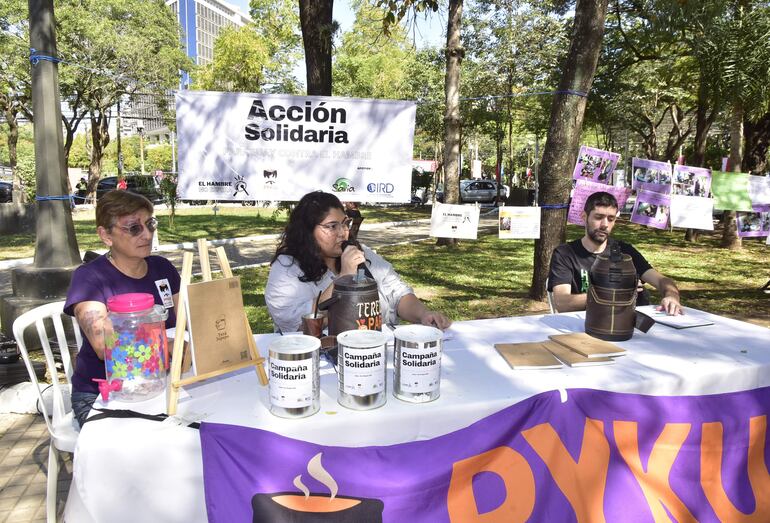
[548,238,653,304]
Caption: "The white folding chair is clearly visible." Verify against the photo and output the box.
[545,278,557,314]
[13,300,82,523]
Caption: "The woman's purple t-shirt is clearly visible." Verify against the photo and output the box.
[64,255,181,394]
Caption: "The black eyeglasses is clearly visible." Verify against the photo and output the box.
[316,218,353,234]
[113,217,158,237]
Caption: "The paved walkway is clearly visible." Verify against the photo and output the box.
[0,214,501,293]
[0,414,70,522]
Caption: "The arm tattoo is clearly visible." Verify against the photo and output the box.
[81,309,107,341]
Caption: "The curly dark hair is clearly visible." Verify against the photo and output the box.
[272,191,345,282]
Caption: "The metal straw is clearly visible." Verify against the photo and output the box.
[314,290,322,319]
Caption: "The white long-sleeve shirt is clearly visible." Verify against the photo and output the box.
[265,245,413,333]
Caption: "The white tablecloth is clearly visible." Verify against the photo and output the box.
[64,309,770,522]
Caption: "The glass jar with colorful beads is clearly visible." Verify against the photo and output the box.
[103,293,169,402]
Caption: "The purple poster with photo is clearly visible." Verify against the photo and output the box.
[200,387,770,523]
[631,189,671,229]
[632,158,672,194]
[568,179,631,225]
[672,165,711,197]
[737,211,770,237]
[572,146,621,184]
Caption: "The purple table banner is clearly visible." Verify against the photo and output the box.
[200,387,770,522]
[572,146,620,184]
[568,180,632,225]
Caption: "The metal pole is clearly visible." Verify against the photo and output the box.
[117,100,123,178]
[534,134,540,205]
[171,130,176,174]
[139,128,145,176]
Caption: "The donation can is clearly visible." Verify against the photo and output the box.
[393,325,443,403]
[104,293,168,402]
[268,335,320,418]
[337,329,387,410]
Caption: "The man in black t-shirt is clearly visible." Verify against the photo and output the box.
[548,191,682,315]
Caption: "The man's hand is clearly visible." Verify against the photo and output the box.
[658,295,683,316]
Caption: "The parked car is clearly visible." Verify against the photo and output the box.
[96,175,163,203]
[460,180,498,203]
[0,181,12,203]
[433,180,509,204]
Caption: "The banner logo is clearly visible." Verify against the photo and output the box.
[233,175,249,197]
[367,182,395,194]
[251,452,384,520]
[332,178,356,193]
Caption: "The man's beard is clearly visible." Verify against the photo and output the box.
[587,227,609,245]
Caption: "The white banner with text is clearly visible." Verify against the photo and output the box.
[175,91,416,203]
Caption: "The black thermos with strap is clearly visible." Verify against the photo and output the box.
[318,240,381,336]
[585,242,638,341]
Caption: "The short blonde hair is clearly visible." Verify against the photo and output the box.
[96,190,154,229]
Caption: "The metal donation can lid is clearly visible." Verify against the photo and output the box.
[337,329,387,348]
[269,334,321,355]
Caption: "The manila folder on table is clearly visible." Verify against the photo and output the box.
[494,342,563,370]
[542,341,614,367]
[548,332,626,358]
[186,276,251,375]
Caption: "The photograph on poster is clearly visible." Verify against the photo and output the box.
[631,189,670,229]
[672,165,711,197]
[571,146,621,184]
[632,158,672,194]
[737,211,770,237]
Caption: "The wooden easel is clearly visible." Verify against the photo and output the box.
[167,238,268,415]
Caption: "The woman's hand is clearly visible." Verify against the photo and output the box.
[419,310,452,330]
[397,294,453,330]
[340,244,366,276]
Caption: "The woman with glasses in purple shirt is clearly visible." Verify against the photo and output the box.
[64,190,181,427]
[265,191,450,334]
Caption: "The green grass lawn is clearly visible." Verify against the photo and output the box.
[3,205,767,331]
[0,204,432,260]
[237,218,770,333]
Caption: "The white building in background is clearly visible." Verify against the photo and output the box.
[166,0,251,76]
[123,1,251,142]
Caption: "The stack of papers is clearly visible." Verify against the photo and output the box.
[635,305,715,329]
[548,332,627,358]
[494,333,629,370]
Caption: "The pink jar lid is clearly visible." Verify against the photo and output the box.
[107,293,155,313]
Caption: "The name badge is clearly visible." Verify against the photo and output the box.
[155,278,174,309]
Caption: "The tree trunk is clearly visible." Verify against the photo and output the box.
[529,0,609,301]
[721,102,743,250]
[685,71,717,243]
[436,0,464,247]
[4,106,25,204]
[299,0,333,96]
[87,111,111,201]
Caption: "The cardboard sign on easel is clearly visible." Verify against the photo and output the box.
[186,277,251,375]
[167,239,268,415]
